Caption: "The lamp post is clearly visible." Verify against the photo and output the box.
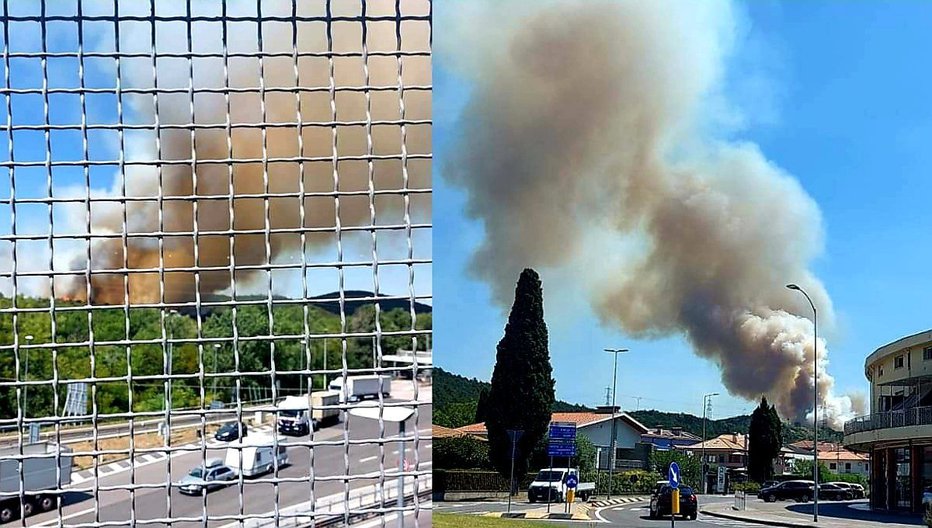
[701,392,718,494]
[212,343,221,400]
[23,335,34,417]
[604,347,628,501]
[787,283,818,522]
[349,405,415,528]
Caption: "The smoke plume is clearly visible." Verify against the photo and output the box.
[440,0,858,426]
[62,0,430,304]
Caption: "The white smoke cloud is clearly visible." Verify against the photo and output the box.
[439,0,855,427]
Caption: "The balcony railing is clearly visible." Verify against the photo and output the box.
[844,406,932,435]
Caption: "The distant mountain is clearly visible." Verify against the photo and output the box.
[181,290,431,317]
[434,367,593,428]
[434,367,841,444]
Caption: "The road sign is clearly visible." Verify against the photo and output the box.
[565,473,578,489]
[549,422,577,440]
[668,461,680,489]
[716,465,726,493]
[547,443,576,457]
[507,429,524,460]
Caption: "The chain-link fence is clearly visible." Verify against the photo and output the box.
[0,1,431,526]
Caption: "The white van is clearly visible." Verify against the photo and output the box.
[224,434,289,477]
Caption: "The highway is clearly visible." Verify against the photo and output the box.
[25,402,431,528]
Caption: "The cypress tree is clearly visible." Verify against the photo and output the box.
[748,397,783,483]
[475,387,490,423]
[485,269,555,484]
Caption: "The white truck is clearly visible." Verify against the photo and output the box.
[527,468,595,503]
[0,442,73,523]
[328,375,391,403]
[224,434,289,477]
[276,391,342,436]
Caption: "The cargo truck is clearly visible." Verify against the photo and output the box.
[328,375,391,403]
[310,390,341,428]
[527,468,595,503]
[0,442,73,523]
[276,391,342,436]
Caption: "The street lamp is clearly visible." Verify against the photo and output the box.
[23,335,34,417]
[349,405,416,528]
[212,343,221,400]
[787,283,818,522]
[701,392,719,494]
[604,347,628,501]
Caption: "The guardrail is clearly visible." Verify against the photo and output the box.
[844,406,932,435]
[219,474,433,528]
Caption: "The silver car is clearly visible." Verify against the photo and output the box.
[178,459,237,495]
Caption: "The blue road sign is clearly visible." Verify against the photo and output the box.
[566,473,578,489]
[668,462,680,489]
[548,424,577,440]
[548,443,576,457]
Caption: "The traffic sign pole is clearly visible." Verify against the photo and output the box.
[547,455,554,514]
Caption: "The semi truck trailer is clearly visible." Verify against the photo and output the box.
[0,442,73,523]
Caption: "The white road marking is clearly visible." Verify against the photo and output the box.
[360,456,378,463]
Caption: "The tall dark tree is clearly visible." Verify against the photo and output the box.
[485,269,555,485]
[475,387,490,423]
[748,397,783,483]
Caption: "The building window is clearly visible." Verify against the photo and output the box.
[845,462,851,471]
[829,463,837,470]
[879,366,884,376]
[925,347,932,361]
[895,355,904,369]
[717,455,725,463]
[896,448,911,509]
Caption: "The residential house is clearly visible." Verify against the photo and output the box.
[641,427,701,450]
[455,407,651,469]
[677,432,748,470]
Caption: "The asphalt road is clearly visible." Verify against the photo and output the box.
[24,403,431,528]
[598,495,762,527]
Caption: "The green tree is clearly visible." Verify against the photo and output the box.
[434,436,491,470]
[649,449,701,488]
[485,269,555,487]
[748,397,782,483]
[475,387,490,423]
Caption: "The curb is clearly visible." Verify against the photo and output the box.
[700,508,813,528]
[483,512,590,521]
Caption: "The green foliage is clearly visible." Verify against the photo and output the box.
[475,387,490,423]
[434,436,491,470]
[649,450,701,489]
[628,409,843,444]
[748,397,782,483]
[434,402,479,429]
[486,269,555,484]
[0,294,429,418]
[598,469,658,494]
[733,482,761,494]
[825,472,867,487]
[792,459,831,483]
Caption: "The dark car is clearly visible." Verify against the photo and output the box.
[758,480,815,502]
[828,481,863,499]
[817,483,850,501]
[649,485,697,520]
[214,422,248,442]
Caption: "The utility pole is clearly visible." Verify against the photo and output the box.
[604,348,628,501]
[604,387,611,406]
[701,392,718,494]
[23,335,34,418]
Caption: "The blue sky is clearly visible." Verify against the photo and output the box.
[434,2,932,419]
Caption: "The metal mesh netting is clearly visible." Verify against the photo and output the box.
[0,1,431,527]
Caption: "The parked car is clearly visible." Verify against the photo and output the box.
[214,421,248,442]
[761,480,779,490]
[757,480,815,503]
[650,485,698,520]
[817,483,850,501]
[826,481,864,499]
[177,459,237,495]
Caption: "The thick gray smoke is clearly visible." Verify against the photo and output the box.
[57,0,431,303]
[440,0,860,426]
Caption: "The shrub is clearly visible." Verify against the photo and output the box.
[434,436,491,470]
[434,470,512,492]
[733,482,760,494]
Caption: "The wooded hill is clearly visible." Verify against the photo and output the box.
[434,367,843,444]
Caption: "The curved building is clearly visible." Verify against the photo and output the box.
[844,329,932,512]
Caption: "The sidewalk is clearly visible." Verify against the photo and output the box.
[702,500,923,527]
